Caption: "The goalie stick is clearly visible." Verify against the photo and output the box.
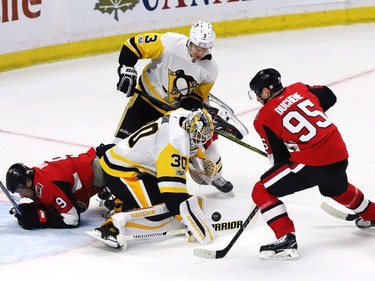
[0,181,22,215]
[321,202,358,221]
[86,228,187,244]
[193,205,259,259]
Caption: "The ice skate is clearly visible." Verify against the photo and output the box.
[260,232,298,260]
[355,218,375,233]
[87,224,125,250]
[211,176,233,193]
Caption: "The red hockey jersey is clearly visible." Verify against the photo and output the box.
[32,147,100,227]
[254,83,348,166]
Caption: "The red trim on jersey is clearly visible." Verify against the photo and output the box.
[38,210,47,223]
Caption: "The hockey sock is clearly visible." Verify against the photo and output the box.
[332,183,375,220]
[252,181,295,238]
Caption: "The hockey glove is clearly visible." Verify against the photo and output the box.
[189,156,218,185]
[15,198,46,229]
[117,65,137,97]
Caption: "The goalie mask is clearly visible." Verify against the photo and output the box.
[184,108,214,148]
[189,21,216,49]
[6,163,34,193]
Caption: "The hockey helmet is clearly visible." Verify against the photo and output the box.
[185,108,214,147]
[189,21,216,49]
[249,68,283,96]
[6,163,34,193]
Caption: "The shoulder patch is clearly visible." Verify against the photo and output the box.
[35,183,43,198]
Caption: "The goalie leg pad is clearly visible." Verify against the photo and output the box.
[179,195,217,245]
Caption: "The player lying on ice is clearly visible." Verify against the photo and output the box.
[5,148,105,229]
[3,105,240,233]
[88,108,219,250]
[248,68,375,260]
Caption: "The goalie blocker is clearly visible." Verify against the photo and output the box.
[179,195,217,244]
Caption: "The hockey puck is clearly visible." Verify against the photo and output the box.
[211,211,221,222]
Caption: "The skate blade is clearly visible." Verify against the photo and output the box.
[86,230,125,250]
[358,227,375,235]
[260,249,299,260]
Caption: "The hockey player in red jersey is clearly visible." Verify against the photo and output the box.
[5,147,105,229]
[113,21,233,193]
[248,68,375,260]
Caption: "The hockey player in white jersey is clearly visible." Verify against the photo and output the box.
[113,21,233,193]
[90,108,218,250]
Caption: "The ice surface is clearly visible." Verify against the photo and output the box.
[1,23,375,280]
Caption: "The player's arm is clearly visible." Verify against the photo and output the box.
[155,144,190,216]
[16,181,81,229]
[15,185,80,230]
[308,85,337,111]
[117,33,164,96]
[255,122,290,166]
[119,33,164,65]
[180,82,214,110]
[155,145,217,244]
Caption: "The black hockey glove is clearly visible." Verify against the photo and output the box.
[15,200,46,229]
[117,65,137,97]
[95,143,115,158]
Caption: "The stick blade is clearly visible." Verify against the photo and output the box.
[321,202,358,221]
[193,248,218,259]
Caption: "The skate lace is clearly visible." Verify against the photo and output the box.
[212,176,227,187]
[273,236,287,245]
[356,218,371,227]
[269,233,294,246]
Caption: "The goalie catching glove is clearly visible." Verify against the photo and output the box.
[189,155,218,185]
[117,65,137,97]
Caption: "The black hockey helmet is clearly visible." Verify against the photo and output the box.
[249,68,283,96]
[6,163,34,193]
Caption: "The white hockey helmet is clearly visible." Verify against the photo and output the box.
[184,108,214,148]
[189,21,216,49]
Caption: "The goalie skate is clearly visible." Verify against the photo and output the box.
[259,232,298,260]
[86,225,125,250]
[211,176,234,193]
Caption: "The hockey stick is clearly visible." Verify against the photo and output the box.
[0,181,22,215]
[86,228,187,243]
[134,89,267,157]
[193,205,259,259]
[214,129,267,157]
[321,202,358,221]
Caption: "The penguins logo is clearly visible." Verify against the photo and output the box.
[163,69,198,103]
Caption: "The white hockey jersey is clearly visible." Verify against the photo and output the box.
[123,32,218,110]
[100,108,192,194]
